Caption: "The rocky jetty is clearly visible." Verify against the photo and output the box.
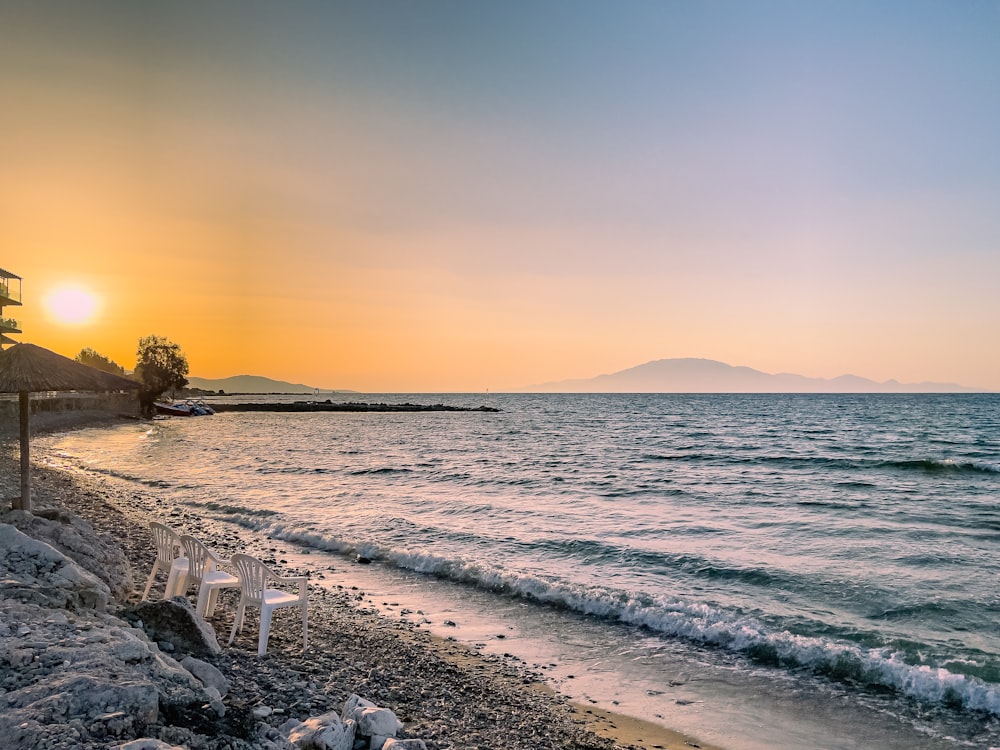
[210,402,499,414]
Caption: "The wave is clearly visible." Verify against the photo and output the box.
[189,500,277,517]
[635,451,1000,476]
[348,467,414,476]
[214,515,1000,717]
[879,458,1000,475]
[84,465,175,488]
[727,454,1000,476]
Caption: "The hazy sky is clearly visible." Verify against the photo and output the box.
[2,1,998,391]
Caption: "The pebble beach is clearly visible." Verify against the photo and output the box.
[1,411,718,750]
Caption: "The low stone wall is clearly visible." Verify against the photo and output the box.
[0,393,138,438]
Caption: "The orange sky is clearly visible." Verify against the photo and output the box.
[2,3,998,392]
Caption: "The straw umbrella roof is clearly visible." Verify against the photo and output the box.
[0,343,140,514]
[0,343,139,393]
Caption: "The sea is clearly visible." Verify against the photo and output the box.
[36,393,1000,750]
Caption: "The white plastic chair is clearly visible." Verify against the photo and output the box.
[227,553,308,656]
[175,535,241,618]
[141,522,189,601]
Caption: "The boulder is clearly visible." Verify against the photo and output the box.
[0,596,208,748]
[131,598,222,657]
[287,710,356,750]
[342,695,402,741]
[341,693,376,724]
[6,507,134,600]
[354,706,403,738]
[0,522,111,611]
[115,741,187,750]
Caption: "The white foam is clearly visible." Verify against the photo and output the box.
[230,516,1000,716]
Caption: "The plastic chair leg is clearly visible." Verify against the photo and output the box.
[171,572,188,598]
[196,587,210,618]
[141,566,158,601]
[206,587,221,618]
[302,603,308,650]
[165,564,184,599]
[258,605,274,656]
[227,603,245,646]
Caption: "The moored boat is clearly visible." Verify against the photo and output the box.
[154,399,216,417]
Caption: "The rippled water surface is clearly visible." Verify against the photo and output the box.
[40,393,1000,748]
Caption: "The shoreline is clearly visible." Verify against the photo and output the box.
[1,410,722,750]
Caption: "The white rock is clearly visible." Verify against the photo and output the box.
[382,740,427,750]
[355,706,402,738]
[341,693,376,724]
[253,704,274,719]
[288,710,356,750]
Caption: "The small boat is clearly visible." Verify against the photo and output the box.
[154,399,216,417]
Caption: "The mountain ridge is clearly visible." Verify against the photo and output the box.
[514,358,986,393]
[187,374,348,394]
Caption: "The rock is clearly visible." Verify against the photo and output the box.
[114,740,186,750]
[382,740,427,750]
[354,706,403,738]
[287,710,357,750]
[341,693,376,724]
[5,673,158,724]
[253,704,274,719]
[278,717,304,735]
[4,507,134,600]
[180,655,229,696]
[131,598,222,657]
[0,523,111,611]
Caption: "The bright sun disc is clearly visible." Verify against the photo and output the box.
[45,286,99,325]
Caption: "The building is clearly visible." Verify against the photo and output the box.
[0,268,23,349]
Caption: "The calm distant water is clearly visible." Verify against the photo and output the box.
[39,393,1000,748]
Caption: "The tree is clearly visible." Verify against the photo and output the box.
[134,335,189,417]
[75,347,126,376]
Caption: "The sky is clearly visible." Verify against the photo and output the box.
[1,1,998,392]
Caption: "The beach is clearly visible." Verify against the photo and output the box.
[1,411,719,750]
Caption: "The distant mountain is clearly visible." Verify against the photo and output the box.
[188,375,340,394]
[516,358,986,393]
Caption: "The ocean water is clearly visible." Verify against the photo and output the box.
[38,393,1000,749]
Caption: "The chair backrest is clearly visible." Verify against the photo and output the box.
[179,535,216,583]
[231,553,270,603]
[151,522,182,566]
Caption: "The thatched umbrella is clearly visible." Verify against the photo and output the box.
[0,343,140,513]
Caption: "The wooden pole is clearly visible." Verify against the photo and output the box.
[18,390,30,513]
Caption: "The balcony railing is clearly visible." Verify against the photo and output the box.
[0,317,20,332]
[0,283,21,304]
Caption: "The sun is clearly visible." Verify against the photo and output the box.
[44,286,99,325]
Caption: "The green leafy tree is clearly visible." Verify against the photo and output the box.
[75,347,126,376]
[134,335,189,417]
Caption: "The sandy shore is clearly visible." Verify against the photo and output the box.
[2,411,722,750]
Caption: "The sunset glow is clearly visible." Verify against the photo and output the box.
[44,286,99,326]
[2,2,998,390]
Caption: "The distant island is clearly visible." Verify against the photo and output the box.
[187,375,350,394]
[514,358,987,394]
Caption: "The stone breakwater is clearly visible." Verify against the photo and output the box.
[209,402,500,413]
[0,448,630,750]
